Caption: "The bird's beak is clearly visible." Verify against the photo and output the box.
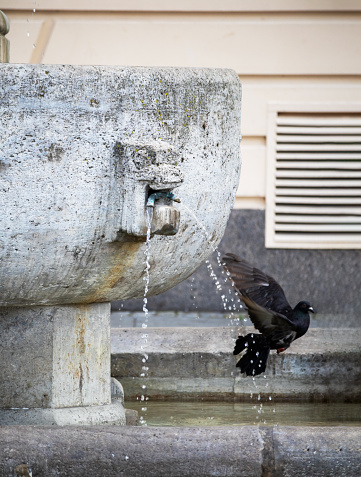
[309,306,315,313]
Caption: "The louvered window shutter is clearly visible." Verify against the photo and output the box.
[266,110,361,249]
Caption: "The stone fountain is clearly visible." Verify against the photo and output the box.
[0,16,241,425]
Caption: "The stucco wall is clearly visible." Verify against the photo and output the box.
[4,1,361,210]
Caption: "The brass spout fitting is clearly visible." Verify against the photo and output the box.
[146,191,180,208]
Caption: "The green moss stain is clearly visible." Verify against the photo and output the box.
[90,98,100,108]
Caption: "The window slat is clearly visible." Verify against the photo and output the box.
[277,143,361,152]
[274,233,361,244]
[275,197,361,205]
[275,179,361,188]
[275,205,361,215]
[275,215,361,224]
[276,188,361,196]
[276,153,361,161]
[276,170,361,178]
[275,224,361,232]
[277,116,361,127]
[276,135,361,143]
[277,126,361,135]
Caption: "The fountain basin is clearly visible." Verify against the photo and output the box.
[0,64,241,306]
[111,326,361,402]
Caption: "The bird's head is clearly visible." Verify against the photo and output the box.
[295,301,314,314]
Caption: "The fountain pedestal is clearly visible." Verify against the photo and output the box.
[0,303,125,425]
[0,63,242,425]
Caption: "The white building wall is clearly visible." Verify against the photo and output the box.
[4,1,361,210]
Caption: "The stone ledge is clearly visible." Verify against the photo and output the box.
[111,327,361,402]
[1,426,360,477]
[0,399,126,426]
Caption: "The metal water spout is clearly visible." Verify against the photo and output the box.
[146,191,181,236]
[114,140,183,242]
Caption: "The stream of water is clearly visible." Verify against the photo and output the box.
[138,206,154,425]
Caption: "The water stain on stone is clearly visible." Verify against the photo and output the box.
[14,464,32,477]
[0,160,8,171]
[90,98,100,108]
[47,143,65,162]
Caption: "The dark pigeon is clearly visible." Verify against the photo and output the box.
[222,253,314,376]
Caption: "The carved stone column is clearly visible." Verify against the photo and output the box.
[0,11,9,63]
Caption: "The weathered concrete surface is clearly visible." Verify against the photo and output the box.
[0,303,111,409]
[0,64,241,306]
[0,426,263,477]
[111,327,361,401]
[0,400,126,426]
[272,426,361,476]
[1,426,361,477]
[0,303,125,425]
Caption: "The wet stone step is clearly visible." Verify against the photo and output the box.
[111,327,361,402]
[2,425,361,477]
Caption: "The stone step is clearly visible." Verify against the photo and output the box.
[111,327,361,402]
[1,425,361,477]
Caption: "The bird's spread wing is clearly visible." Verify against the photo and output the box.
[222,253,292,316]
[240,293,297,344]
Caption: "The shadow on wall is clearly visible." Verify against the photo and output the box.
[112,209,361,324]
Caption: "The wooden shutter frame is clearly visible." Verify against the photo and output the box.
[265,102,361,249]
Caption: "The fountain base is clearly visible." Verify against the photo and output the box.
[0,399,125,426]
[0,303,126,425]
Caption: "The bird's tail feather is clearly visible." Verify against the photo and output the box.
[233,333,270,376]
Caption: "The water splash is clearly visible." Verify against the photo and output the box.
[180,203,244,325]
[207,248,268,419]
[180,203,211,242]
[206,248,244,330]
[26,2,37,45]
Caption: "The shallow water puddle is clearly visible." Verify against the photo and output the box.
[126,401,361,427]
